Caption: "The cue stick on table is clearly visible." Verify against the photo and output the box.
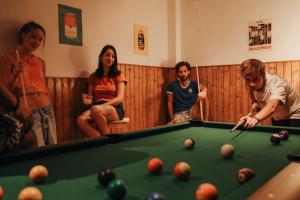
[230,120,244,132]
[195,64,204,121]
[16,50,28,107]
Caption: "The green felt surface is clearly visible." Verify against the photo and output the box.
[0,123,299,200]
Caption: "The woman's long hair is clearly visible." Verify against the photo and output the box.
[95,45,120,78]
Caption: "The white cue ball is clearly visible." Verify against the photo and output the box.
[18,187,42,200]
[29,165,48,183]
[220,144,235,158]
[184,138,195,149]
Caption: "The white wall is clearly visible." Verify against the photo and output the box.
[180,0,300,66]
[0,0,174,77]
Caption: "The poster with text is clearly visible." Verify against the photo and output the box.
[134,24,148,55]
[58,4,82,46]
[248,19,271,51]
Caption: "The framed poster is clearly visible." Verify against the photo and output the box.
[58,4,82,46]
[248,19,271,51]
[134,24,148,55]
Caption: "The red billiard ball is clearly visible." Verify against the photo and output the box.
[270,134,281,145]
[173,162,191,180]
[236,168,255,184]
[279,130,289,141]
[107,179,127,200]
[0,186,4,199]
[195,183,218,200]
[147,158,163,175]
[98,168,116,187]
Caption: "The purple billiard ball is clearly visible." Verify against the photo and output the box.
[279,130,289,141]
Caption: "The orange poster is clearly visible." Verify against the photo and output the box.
[134,24,148,56]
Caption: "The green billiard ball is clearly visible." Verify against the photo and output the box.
[107,179,127,200]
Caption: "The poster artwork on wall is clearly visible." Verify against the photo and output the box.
[248,19,271,51]
[58,4,82,46]
[134,24,148,56]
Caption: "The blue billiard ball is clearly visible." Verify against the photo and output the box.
[145,192,165,200]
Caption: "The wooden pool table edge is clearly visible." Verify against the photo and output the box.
[247,161,300,200]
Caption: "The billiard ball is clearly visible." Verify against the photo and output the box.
[184,138,195,150]
[98,168,116,187]
[17,186,42,200]
[195,183,218,200]
[220,144,235,159]
[147,158,163,175]
[236,168,255,184]
[29,165,48,184]
[270,134,281,145]
[173,162,191,180]
[107,179,127,200]
[0,186,4,199]
[279,130,289,141]
[145,192,165,200]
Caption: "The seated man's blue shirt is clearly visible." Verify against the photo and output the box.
[167,80,198,113]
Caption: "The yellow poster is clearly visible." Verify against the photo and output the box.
[134,24,148,56]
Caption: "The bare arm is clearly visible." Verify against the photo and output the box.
[244,99,281,128]
[167,93,174,120]
[102,82,125,106]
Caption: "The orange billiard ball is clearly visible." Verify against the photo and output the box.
[29,165,48,184]
[147,158,163,175]
[195,183,218,200]
[18,186,42,200]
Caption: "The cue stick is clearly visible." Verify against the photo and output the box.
[230,120,244,132]
[195,64,204,120]
[16,50,28,107]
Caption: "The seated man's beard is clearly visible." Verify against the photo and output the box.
[179,76,188,81]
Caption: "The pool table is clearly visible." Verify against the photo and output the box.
[1,121,300,200]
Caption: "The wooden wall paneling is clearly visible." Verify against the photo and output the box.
[134,65,141,130]
[291,61,300,92]
[276,62,284,78]
[47,78,55,110]
[145,66,151,127]
[284,62,292,84]
[62,78,71,142]
[211,66,218,121]
[228,66,236,122]
[235,65,244,121]
[158,68,167,125]
[218,66,225,122]
[206,67,213,120]
[223,66,230,122]
[153,68,159,126]
[54,78,63,143]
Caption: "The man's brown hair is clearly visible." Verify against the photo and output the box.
[240,59,265,78]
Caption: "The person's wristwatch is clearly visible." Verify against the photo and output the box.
[253,116,260,123]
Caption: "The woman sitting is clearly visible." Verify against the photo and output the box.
[77,45,127,137]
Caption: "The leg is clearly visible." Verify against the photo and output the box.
[31,109,45,147]
[90,105,119,135]
[76,109,101,138]
[191,96,209,121]
[42,106,57,145]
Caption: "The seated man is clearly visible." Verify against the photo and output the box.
[0,81,34,153]
[167,61,209,123]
